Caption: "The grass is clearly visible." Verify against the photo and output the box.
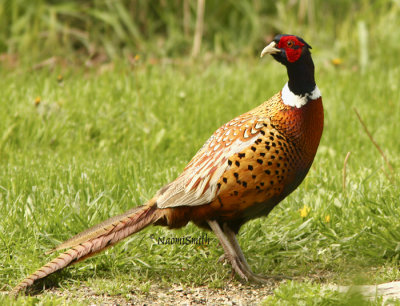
[1,3,400,303]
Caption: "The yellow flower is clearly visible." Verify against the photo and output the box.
[135,54,140,61]
[57,75,63,82]
[299,205,310,218]
[325,215,331,223]
[331,58,343,66]
[34,96,41,106]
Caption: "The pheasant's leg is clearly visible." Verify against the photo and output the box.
[207,220,249,281]
[222,224,291,282]
[222,224,250,270]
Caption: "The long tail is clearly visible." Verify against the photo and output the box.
[11,199,162,296]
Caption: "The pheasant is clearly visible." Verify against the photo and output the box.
[12,34,323,295]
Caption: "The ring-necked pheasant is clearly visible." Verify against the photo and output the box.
[12,34,323,295]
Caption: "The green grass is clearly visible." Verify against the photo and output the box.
[2,8,400,302]
[261,280,391,305]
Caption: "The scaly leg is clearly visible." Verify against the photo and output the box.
[222,223,251,270]
[207,220,249,281]
[209,220,290,283]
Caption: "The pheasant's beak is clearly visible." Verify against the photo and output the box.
[260,41,280,58]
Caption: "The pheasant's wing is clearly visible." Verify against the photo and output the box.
[156,114,271,208]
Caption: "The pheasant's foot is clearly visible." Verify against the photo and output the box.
[245,271,292,283]
[224,253,248,281]
[221,252,287,284]
[208,220,290,283]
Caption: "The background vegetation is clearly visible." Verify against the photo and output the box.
[1,0,400,304]
[1,0,399,63]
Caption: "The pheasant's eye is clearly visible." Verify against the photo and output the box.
[287,40,294,48]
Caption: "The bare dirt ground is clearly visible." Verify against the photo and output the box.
[5,280,400,304]
[46,282,279,305]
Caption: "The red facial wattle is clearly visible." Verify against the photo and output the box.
[277,35,305,63]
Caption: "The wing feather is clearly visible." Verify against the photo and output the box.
[156,115,270,208]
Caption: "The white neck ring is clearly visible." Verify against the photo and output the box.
[281,83,321,108]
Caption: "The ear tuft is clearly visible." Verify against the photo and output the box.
[298,37,312,49]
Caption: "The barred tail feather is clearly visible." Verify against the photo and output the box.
[11,202,162,296]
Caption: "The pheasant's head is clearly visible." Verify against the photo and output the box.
[261,34,316,97]
[260,34,312,64]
